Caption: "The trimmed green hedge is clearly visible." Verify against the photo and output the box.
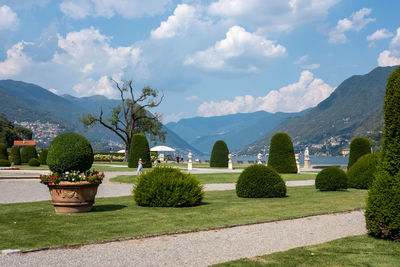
[47,133,93,174]
[133,167,204,207]
[315,166,347,191]
[28,158,40,167]
[236,164,286,198]
[0,159,11,167]
[210,140,229,167]
[347,152,380,189]
[38,149,48,165]
[20,146,38,163]
[93,152,124,162]
[0,143,7,160]
[128,134,151,168]
[9,146,21,165]
[348,137,371,169]
[267,132,297,173]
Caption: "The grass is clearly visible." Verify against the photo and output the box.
[213,235,400,266]
[110,172,316,184]
[0,187,366,250]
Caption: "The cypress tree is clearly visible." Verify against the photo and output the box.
[210,140,229,167]
[0,143,7,160]
[20,145,38,163]
[267,132,297,173]
[128,134,152,168]
[9,146,21,165]
[39,149,48,165]
[365,66,400,240]
[347,137,371,169]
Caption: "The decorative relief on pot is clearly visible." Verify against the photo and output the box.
[56,189,79,199]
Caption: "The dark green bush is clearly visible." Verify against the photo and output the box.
[0,143,8,160]
[236,165,286,198]
[347,152,380,189]
[366,66,400,240]
[0,159,11,167]
[133,167,204,207]
[267,132,297,173]
[348,137,371,169]
[20,146,38,163]
[28,158,40,167]
[9,146,21,165]
[128,134,151,168]
[210,140,229,167]
[38,149,48,165]
[315,166,347,191]
[47,133,93,174]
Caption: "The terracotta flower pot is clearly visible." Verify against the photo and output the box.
[47,181,100,214]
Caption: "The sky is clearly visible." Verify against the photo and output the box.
[1,0,400,123]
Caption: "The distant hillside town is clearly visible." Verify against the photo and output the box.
[15,121,64,148]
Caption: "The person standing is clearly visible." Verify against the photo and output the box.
[137,158,143,175]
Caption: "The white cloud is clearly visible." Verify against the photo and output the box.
[185,95,199,101]
[295,55,308,64]
[184,26,286,72]
[0,41,32,78]
[301,63,320,70]
[378,28,400,67]
[329,8,375,44]
[73,76,116,97]
[151,4,208,39]
[197,70,334,116]
[48,88,58,94]
[367,29,394,47]
[163,112,184,123]
[60,0,170,19]
[208,0,340,33]
[0,5,18,30]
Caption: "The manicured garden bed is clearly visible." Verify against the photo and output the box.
[0,187,365,250]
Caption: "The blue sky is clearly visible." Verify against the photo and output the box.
[1,0,400,123]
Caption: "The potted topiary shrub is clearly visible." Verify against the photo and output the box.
[40,132,104,214]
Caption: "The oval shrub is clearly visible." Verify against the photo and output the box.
[0,159,11,167]
[267,132,297,173]
[128,134,151,168]
[347,152,380,189]
[47,133,93,174]
[236,165,286,198]
[0,143,7,160]
[20,146,38,163]
[39,149,48,165]
[315,166,347,191]
[9,146,21,165]
[348,137,371,169]
[133,167,204,207]
[28,158,40,167]
[210,140,229,167]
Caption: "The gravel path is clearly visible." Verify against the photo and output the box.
[0,210,366,266]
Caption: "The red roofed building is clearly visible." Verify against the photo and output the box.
[13,140,36,146]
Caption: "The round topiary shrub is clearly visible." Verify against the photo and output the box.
[236,165,286,198]
[347,152,380,189]
[9,146,21,165]
[39,149,48,165]
[347,137,371,169]
[0,143,8,160]
[267,132,297,173]
[128,134,151,168]
[365,66,400,240]
[47,133,94,174]
[28,158,40,167]
[133,167,204,207]
[0,159,11,167]
[210,140,229,167]
[20,146,38,163]
[315,166,348,191]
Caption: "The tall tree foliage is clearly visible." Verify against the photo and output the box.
[80,80,165,161]
[267,132,297,173]
[0,114,31,147]
[365,66,400,240]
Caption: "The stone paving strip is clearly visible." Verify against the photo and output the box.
[0,210,366,266]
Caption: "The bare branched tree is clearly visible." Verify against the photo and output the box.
[80,79,165,161]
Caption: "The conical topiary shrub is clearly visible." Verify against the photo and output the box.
[267,132,297,173]
[347,137,371,169]
[9,146,21,165]
[210,140,229,167]
[347,152,380,189]
[20,145,38,163]
[0,143,7,160]
[365,66,400,240]
[39,149,48,165]
[128,134,151,168]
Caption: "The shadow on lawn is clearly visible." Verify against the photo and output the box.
[91,204,127,212]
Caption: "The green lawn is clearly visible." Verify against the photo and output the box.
[0,187,366,250]
[213,235,400,266]
[110,172,316,184]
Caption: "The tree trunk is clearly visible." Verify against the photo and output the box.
[124,142,130,162]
